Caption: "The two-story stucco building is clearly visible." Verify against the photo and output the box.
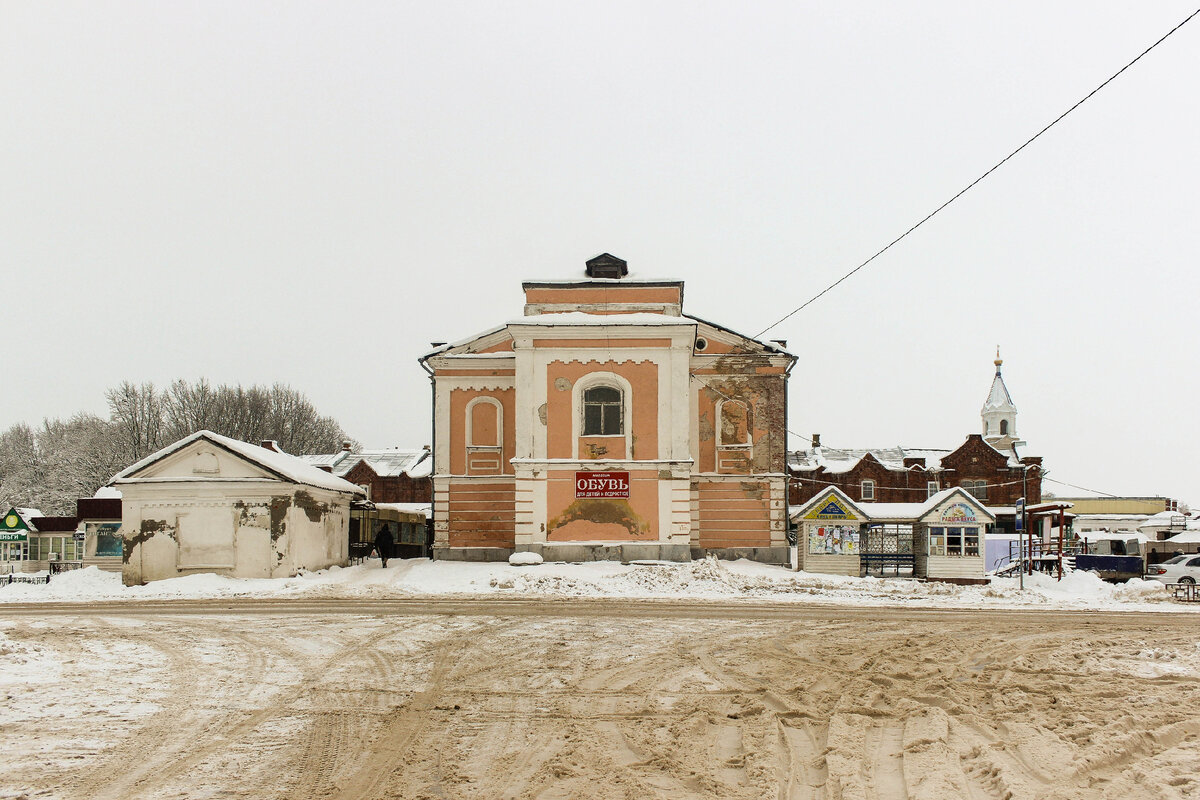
[419,253,796,564]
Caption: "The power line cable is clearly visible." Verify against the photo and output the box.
[756,6,1200,338]
[1042,476,1120,498]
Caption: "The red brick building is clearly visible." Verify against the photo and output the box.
[788,356,1042,527]
[301,445,432,503]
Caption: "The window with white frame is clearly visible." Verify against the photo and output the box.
[927,480,939,498]
[861,480,875,501]
[582,385,623,436]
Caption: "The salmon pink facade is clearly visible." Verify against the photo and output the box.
[420,254,796,563]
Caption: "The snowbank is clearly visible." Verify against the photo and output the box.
[0,559,1191,613]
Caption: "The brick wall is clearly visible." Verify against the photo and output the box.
[789,435,1042,507]
[343,461,432,504]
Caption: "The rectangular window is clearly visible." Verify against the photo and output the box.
[583,402,623,435]
[928,526,946,556]
[963,480,988,501]
[861,480,875,501]
[808,526,858,555]
[947,527,963,555]
[964,527,980,556]
[927,481,939,498]
[582,386,623,435]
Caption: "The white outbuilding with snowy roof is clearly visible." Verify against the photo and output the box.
[111,431,365,585]
[791,487,994,583]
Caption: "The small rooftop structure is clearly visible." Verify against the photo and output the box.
[585,252,628,279]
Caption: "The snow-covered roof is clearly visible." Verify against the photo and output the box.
[857,487,995,523]
[789,446,955,474]
[1138,511,1189,530]
[1077,530,1149,543]
[789,435,1024,474]
[110,431,365,496]
[298,448,431,479]
[374,502,432,519]
[521,276,683,285]
[982,368,1015,413]
[92,486,122,499]
[1164,530,1200,544]
[14,507,44,520]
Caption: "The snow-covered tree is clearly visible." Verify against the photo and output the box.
[0,380,354,514]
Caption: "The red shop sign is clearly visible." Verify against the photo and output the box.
[575,471,630,499]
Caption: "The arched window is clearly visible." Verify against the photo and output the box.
[582,386,623,436]
[999,419,1008,435]
[719,400,750,447]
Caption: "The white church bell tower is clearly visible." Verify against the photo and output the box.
[982,348,1018,451]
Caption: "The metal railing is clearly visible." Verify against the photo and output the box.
[2,573,50,586]
[1168,582,1200,602]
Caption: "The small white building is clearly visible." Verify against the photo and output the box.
[790,487,994,583]
[112,431,365,585]
[791,488,870,576]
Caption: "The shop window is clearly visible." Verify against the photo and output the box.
[929,526,945,556]
[929,526,980,556]
[861,480,875,501]
[718,400,750,447]
[582,386,623,436]
[807,525,858,555]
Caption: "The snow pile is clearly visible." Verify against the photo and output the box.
[1004,570,1174,607]
[0,558,1187,612]
[508,552,544,566]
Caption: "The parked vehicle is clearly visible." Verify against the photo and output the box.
[1144,554,1200,585]
[1074,537,1145,582]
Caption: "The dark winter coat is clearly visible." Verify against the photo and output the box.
[374,528,394,558]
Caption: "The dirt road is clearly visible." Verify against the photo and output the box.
[1,599,1197,799]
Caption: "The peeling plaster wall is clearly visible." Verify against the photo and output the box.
[118,483,351,585]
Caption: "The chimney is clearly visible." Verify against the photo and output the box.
[342,441,352,452]
[260,440,280,452]
[584,253,628,279]
[812,433,821,448]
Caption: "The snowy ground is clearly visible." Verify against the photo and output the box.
[0,556,1191,612]
[2,604,1198,799]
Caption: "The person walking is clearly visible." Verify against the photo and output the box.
[374,524,394,569]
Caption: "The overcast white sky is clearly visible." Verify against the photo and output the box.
[3,2,1198,503]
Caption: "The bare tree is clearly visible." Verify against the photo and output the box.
[1,380,355,512]
[162,378,220,441]
[106,381,166,464]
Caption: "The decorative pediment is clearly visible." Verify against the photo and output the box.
[793,487,868,522]
[128,439,279,482]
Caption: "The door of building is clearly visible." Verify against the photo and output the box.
[0,541,27,562]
